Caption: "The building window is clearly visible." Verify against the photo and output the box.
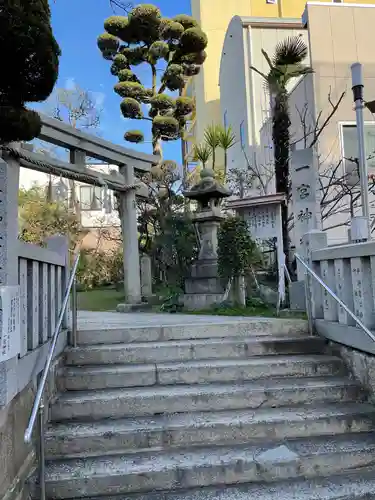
[342,124,375,182]
[80,185,103,211]
[223,111,228,129]
[240,121,245,150]
[333,0,342,3]
[266,0,277,4]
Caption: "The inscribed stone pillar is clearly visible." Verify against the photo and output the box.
[0,152,21,406]
[140,254,152,298]
[291,148,321,281]
[119,165,141,304]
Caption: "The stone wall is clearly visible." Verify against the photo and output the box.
[326,341,375,403]
[0,355,63,500]
[0,383,35,500]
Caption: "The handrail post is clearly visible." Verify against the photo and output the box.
[38,398,46,500]
[295,253,375,344]
[71,276,78,348]
[303,266,314,336]
[24,253,80,444]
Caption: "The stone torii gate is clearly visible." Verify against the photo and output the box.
[0,113,158,305]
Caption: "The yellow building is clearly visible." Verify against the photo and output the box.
[187,0,375,169]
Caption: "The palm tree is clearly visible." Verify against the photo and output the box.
[204,124,221,170]
[193,142,212,169]
[217,125,236,181]
[250,35,313,270]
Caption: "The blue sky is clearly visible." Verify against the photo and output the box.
[48,0,192,162]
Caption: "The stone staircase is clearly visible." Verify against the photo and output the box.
[42,317,375,499]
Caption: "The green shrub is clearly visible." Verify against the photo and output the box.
[218,216,262,283]
[76,249,124,290]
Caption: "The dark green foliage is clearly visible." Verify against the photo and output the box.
[152,116,179,140]
[102,49,117,60]
[150,212,198,290]
[161,21,184,42]
[180,28,208,53]
[150,94,175,110]
[110,54,129,75]
[124,130,144,143]
[172,14,199,30]
[121,46,148,65]
[118,68,139,82]
[98,3,207,150]
[175,96,194,116]
[162,64,185,91]
[128,4,161,42]
[114,81,146,99]
[97,33,120,52]
[104,16,131,40]
[177,115,186,129]
[180,50,207,65]
[148,41,169,62]
[183,64,201,77]
[120,98,143,119]
[140,88,154,104]
[218,216,261,282]
[0,106,42,143]
[0,0,60,143]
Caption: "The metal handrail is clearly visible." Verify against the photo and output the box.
[295,253,375,344]
[24,252,80,444]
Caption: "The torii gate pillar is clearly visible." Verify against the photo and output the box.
[118,165,142,305]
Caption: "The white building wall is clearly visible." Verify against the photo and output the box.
[219,17,251,176]
[19,164,121,229]
[220,16,308,194]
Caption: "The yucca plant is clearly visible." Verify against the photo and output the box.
[193,142,211,168]
[217,125,236,180]
[250,35,313,270]
[204,124,221,170]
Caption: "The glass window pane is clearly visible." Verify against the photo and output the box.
[80,186,92,211]
[342,124,375,170]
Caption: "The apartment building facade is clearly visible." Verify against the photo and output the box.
[220,1,375,244]
[187,0,375,171]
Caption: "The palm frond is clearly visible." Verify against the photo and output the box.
[193,143,211,165]
[261,49,274,70]
[218,125,236,151]
[249,65,268,81]
[204,124,221,149]
[273,36,309,66]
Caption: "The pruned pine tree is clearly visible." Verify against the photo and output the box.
[97,4,207,158]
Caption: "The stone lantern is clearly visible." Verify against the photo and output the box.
[183,168,231,310]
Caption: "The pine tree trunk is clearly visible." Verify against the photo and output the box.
[272,89,291,274]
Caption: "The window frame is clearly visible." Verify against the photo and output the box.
[79,185,103,212]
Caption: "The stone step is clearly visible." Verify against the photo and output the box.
[66,335,325,366]
[43,433,375,498]
[45,402,375,459]
[61,355,344,391]
[77,318,308,345]
[65,468,375,500]
[51,376,363,422]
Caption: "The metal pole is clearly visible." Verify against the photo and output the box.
[38,399,46,500]
[351,62,370,238]
[71,276,78,348]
